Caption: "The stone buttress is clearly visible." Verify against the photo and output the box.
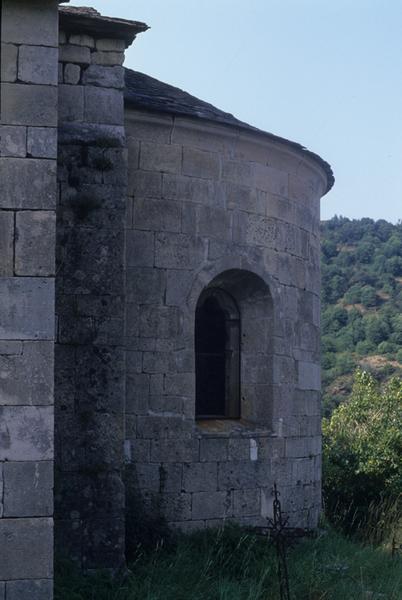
[54,7,147,570]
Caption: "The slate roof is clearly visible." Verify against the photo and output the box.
[124,68,334,193]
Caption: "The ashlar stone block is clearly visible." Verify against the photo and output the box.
[132,463,161,491]
[68,33,95,48]
[0,158,56,209]
[0,406,53,461]
[82,65,124,89]
[58,84,84,122]
[0,211,14,276]
[1,125,27,157]
[142,351,172,374]
[84,86,124,125]
[0,278,54,340]
[128,169,162,198]
[0,464,3,518]
[165,269,193,306]
[0,341,22,355]
[140,142,182,174]
[196,204,232,239]
[222,159,254,186]
[133,197,181,233]
[126,267,166,304]
[1,0,58,46]
[64,63,81,85]
[182,462,217,492]
[126,230,154,267]
[192,491,232,520]
[91,51,124,66]
[59,44,91,64]
[15,211,56,276]
[27,127,57,159]
[158,492,192,521]
[233,488,261,517]
[96,38,126,51]
[159,463,183,492]
[155,232,206,269]
[137,415,189,440]
[298,361,321,391]
[0,341,54,406]
[4,461,53,517]
[6,579,53,600]
[18,45,58,85]
[1,42,18,82]
[253,163,289,196]
[199,437,228,462]
[217,461,265,490]
[126,373,149,414]
[1,83,58,127]
[0,518,53,579]
[163,173,215,204]
[182,146,220,180]
[151,439,199,463]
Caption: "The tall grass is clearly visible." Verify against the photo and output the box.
[55,524,402,600]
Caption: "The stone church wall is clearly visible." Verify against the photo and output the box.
[54,24,128,570]
[0,0,59,596]
[124,110,325,531]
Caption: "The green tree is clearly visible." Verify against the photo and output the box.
[343,284,362,304]
[323,370,402,534]
[360,285,377,307]
[365,315,390,345]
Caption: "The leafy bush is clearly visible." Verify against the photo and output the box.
[323,370,402,537]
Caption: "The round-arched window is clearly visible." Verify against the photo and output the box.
[195,288,240,419]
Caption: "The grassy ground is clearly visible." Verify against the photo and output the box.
[55,525,402,600]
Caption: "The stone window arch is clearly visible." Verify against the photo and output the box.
[194,269,274,426]
[195,288,240,419]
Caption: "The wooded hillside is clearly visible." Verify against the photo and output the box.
[321,216,402,415]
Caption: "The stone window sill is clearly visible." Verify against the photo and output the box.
[195,418,274,438]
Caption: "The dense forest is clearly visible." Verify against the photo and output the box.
[321,216,402,415]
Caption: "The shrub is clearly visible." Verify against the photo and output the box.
[355,340,376,356]
[378,341,397,355]
[323,370,402,537]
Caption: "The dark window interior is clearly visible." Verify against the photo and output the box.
[195,289,240,419]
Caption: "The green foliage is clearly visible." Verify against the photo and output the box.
[360,285,377,307]
[323,370,402,536]
[55,525,402,600]
[321,217,402,411]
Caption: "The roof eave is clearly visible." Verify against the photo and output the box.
[59,7,149,46]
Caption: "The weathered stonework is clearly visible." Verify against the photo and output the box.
[53,7,147,570]
[56,35,126,568]
[0,1,333,590]
[123,109,327,533]
[0,1,59,595]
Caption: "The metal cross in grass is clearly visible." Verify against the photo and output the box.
[266,483,292,600]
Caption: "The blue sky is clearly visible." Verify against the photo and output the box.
[67,0,402,223]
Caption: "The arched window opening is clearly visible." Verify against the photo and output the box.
[195,288,240,419]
